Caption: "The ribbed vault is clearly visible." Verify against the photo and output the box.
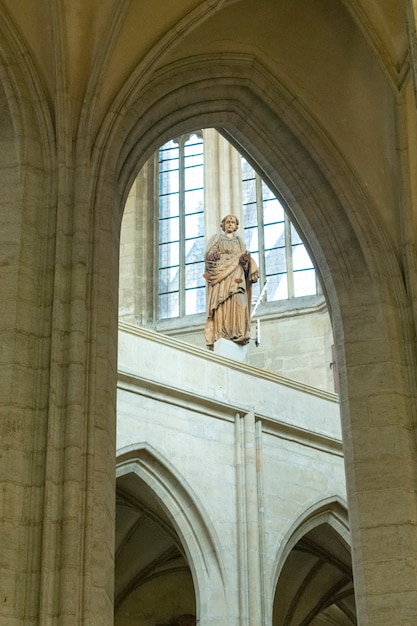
[115,472,195,622]
[273,523,356,626]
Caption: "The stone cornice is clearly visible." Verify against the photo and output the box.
[118,369,343,458]
[119,321,339,404]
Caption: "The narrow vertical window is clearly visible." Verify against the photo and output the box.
[242,157,317,302]
[158,134,205,319]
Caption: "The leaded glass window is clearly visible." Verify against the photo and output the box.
[158,134,206,319]
[242,157,317,302]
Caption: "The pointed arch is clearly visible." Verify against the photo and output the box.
[116,443,227,620]
[272,496,350,595]
[271,497,354,626]
[93,49,417,624]
[97,52,408,332]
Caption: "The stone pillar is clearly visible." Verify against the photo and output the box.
[235,412,263,625]
[204,129,243,239]
[0,66,117,624]
[335,282,417,626]
[0,76,53,624]
[119,160,156,326]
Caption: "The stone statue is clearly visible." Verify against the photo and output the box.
[204,214,258,347]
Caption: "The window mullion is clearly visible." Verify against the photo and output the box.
[179,139,186,317]
[153,153,160,321]
[256,174,266,285]
[285,214,294,298]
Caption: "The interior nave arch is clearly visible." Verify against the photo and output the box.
[106,50,416,623]
[1,1,417,624]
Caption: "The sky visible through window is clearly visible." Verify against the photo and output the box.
[158,136,317,319]
[242,157,316,303]
[158,135,205,319]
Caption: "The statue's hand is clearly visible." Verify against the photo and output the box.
[250,270,259,283]
[239,251,250,270]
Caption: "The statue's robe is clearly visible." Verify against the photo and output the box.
[204,233,258,346]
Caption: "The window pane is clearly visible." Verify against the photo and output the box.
[159,139,178,155]
[184,189,204,214]
[263,198,284,224]
[159,193,179,218]
[159,155,179,173]
[157,133,206,320]
[185,164,204,190]
[243,202,258,228]
[267,273,288,301]
[250,251,259,268]
[159,292,179,319]
[242,178,256,203]
[184,153,203,168]
[261,181,275,200]
[239,154,318,306]
[184,135,203,155]
[159,242,179,267]
[265,246,287,275]
[185,212,204,239]
[242,158,255,179]
[159,169,179,194]
[264,222,285,249]
[185,237,204,263]
[251,280,260,303]
[159,266,179,293]
[184,142,203,160]
[159,144,179,170]
[293,269,317,297]
[291,224,303,245]
[244,227,258,253]
[185,286,206,315]
[292,244,314,271]
[159,216,179,244]
[185,261,205,288]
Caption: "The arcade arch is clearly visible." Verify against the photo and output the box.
[115,445,227,625]
[104,53,417,623]
[119,126,333,388]
[1,2,417,624]
[272,501,355,625]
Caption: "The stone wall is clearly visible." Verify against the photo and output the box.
[168,297,334,392]
[116,324,346,624]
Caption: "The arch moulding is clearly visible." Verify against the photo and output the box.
[95,53,417,624]
[116,443,227,622]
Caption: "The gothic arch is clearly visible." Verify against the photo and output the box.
[116,443,227,621]
[272,496,350,595]
[95,50,416,436]
[94,52,417,622]
[99,52,410,341]
[0,2,415,623]
[271,497,355,625]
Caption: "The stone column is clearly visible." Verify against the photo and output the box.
[235,412,263,625]
[204,129,243,239]
[119,159,156,326]
[0,59,117,624]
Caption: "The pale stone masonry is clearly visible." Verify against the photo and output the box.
[116,325,346,624]
[1,2,417,624]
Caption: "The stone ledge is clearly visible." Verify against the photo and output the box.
[118,370,343,457]
[119,321,339,404]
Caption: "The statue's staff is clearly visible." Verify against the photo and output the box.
[252,277,269,317]
[251,278,269,346]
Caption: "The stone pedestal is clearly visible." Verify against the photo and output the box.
[213,338,248,361]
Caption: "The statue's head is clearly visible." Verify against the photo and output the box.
[220,214,239,232]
